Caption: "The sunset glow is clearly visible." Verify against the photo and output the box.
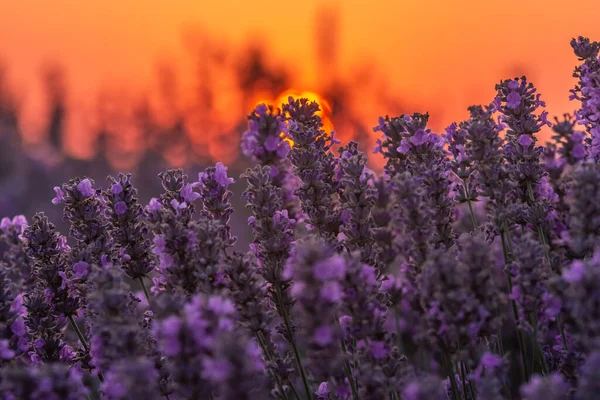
[1,0,600,165]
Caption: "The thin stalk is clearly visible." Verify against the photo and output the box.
[339,336,360,400]
[458,361,469,400]
[137,277,151,304]
[530,312,549,375]
[462,178,479,230]
[288,383,302,400]
[67,315,105,383]
[68,315,89,351]
[461,361,477,400]
[441,352,459,400]
[500,229,530,382]
[557,315,569,350]
[256,331,291,400]
[274,284,311,399]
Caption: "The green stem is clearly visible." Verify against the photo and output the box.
[68,315,89,351]
[461,362,477,400]
[442,352,459,400]
[256,331,291,400]
[67,315,104,383]
[137,277,152,304]
[458,361,469,400]
[275,284,311,399]
[462,178,479,230]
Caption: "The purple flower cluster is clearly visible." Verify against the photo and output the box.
[283,97,341,244]
[570,36,600,158]
[104,173,155,280]
[5,35,600,400]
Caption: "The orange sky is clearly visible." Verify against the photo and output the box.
[1,0,600,163]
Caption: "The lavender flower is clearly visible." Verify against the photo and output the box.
[87,266,146,375]
[283,237,348,389]
[418,234,505,357]
[283,97,340,243]
[0,266,23,363]
[22,287,71,364]
[197,162,237,248]
[391,172,434,266]
[336,142,379,265]
[104,173,155,280]
[371,177,397,271]
[203,331,269,400]
[375,113,455,248]
[570,36,600,159]
[150,170,225,295]
[494,77,551,144]
[101,357,160,400]
[242,165,296,315]
[0,363,89,400]
[153,294,238,399]
[575,351,600,399]
[550,114,587,165]
[242,103,291,164]
[242,103,298,219]
[21,213,79,317]
[566,162,600,258]
[155,169,197,222]
[507,232,551,331]
[54,177,112,266]
[520,374,570,400]
[0,215,32,287]
[222,252,294,397]
[558,253,600,351]
[402,374,446,400]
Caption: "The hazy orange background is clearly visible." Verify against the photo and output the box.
[1,0,600,165]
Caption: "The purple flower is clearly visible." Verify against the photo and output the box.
[320,281,343,302]
[59,345,74,361]
[506,91,521,108]
[264,135,280,152]
[397,139,411,153]
[202,358,232,383]
[315,382,330,399]
[10,317,26,336]
[51,186,65,204]
[76,178,95,197]
[114,200,127,215]
[410,129,428,146]
[111,183,123,195]
[0,364,90,399]
[314,325,334,346]
[312,255,346,281]
[72,261,89,279]
[146,198,162,212]
[0,340,15,360]
[370,341,388,359]
[521,374,569,400]
[214,162,234,188]
[180,183,201,203]
[564,260,585,283]
[0,217,10,230]
[518,134,533,147]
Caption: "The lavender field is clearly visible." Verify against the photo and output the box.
[1,36,600,399]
